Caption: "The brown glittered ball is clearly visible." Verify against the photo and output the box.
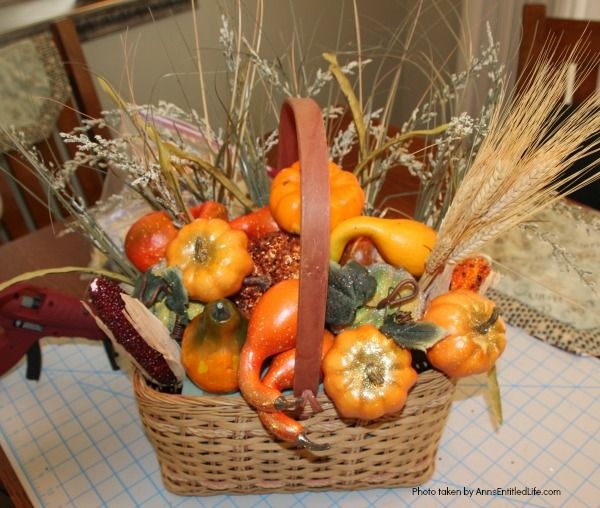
[232,231,301,318]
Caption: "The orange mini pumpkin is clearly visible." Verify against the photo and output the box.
[165,218,253,302]
[269,160,364,233]
[322,324,417,420]
[425,289,506,378]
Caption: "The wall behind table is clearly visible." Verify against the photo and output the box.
[81,0,463,130]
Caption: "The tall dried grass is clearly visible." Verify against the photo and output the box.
[420,48,600,291]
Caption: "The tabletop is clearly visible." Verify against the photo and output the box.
[0,201,598,507]
[1,323,597,507]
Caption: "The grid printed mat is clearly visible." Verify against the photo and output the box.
[1,325,598,507]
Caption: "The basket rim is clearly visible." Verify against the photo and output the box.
[132,366,456,412]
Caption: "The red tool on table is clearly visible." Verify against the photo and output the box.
[0,283,118,380]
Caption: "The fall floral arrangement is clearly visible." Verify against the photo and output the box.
[3,3,600,461]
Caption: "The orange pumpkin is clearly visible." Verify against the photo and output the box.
[425,289,506,378]
[165,218,253,302]
[269,160,364,233]
[322,324,417,420]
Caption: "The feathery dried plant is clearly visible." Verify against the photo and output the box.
[420,52,600,292]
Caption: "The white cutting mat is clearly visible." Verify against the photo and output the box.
[1,325,598,507]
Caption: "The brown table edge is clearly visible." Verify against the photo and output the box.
[1,443,34,508]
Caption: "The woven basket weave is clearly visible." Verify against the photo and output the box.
[134,368,455,495]
[133,97,456,495]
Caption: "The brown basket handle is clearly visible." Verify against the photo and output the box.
[277,98,330,398]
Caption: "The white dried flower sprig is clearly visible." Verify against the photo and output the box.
[322,105,346,119]
[60,128,182,215]
[3,128,136,278]
[521,223,596,291]
[415,112,478,225]
[330,122,357,163]
[404,29,503,226]
[414,24,503,130]
[219,14,237,74]
[243,42,294,98]
[243,31,371,100]
[305,59,372,97]
[551,200,600,232]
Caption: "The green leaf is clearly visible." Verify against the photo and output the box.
[135,267,188,313]
[160,267,189,315]
[349,263,421,330]
[380,316,448,351]
[151,300,179,332]
[345,261,378,303]
[133,266,192,335]
[326,261,377,327]
[353,306,385,329]
[326,286,359,326]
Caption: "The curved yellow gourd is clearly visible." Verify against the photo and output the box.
[329,216,436,277]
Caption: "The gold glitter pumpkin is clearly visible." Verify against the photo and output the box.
[322,324,418,420]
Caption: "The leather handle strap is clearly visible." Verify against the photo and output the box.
[277,98,330,398]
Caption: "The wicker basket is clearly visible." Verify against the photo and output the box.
[134,369,455,495]
[133,97,456,496]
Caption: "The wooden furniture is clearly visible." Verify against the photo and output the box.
[0,224,90,506]
[0,17,103,493]
[518,3,600,209]
[518,3,600,103]
[0,224,93,507]
[0,1,192,46]
[0,445,33,508]
[0,224,93,297]
[0,13,123,505]
[0,17,107,242]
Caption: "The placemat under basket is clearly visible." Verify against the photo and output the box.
[132,97,456,496]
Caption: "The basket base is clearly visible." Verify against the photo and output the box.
[134,369,455,496]
[160,457,438,496]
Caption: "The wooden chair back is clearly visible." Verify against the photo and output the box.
[0,18,107,242]
[517,3,600,209]
[518,3,600,104]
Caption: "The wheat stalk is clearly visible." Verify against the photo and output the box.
[420,52,600,291]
